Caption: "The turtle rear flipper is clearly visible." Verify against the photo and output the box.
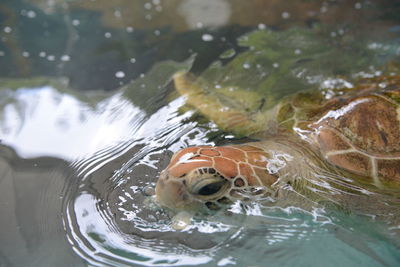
[173,71,270,136]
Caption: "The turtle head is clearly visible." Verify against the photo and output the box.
[156,147,231,211]
[156,145,279,211]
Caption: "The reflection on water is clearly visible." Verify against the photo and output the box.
[0,145,84,266]
[1,85,137,159]
[0,0,400,266]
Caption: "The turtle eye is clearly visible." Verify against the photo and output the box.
[197,180,226,196]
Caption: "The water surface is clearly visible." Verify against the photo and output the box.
[0,0,400,266]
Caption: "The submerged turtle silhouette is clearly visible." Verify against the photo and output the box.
[155,71,400,212]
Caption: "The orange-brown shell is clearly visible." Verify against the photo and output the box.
[304,76,400,185]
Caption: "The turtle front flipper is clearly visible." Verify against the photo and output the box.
[173,71,269,136]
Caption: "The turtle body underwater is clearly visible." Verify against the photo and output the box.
[155,71,400,214]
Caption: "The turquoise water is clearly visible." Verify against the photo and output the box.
[0,0,399,266]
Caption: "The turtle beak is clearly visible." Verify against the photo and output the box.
[155,170,199,210]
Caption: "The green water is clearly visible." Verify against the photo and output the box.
[0,0,399,266]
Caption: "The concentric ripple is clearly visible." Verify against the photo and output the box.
[61,91,400,266]
[10,78,397,266]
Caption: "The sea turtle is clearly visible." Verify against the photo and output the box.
[155,71,400,213]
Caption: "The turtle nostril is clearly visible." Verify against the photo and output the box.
[159,170,169,180]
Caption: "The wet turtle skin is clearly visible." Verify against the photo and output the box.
[155,72,400,211]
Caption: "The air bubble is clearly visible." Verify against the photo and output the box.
[61,55,70,61]
[282,12,290,19]
[27,10,36,18]
[115,71,125,78]
[171,211,192,230]
[202,34,214,42]
[142,185,155,196]
[258,24,266,30]
[114,10,121,18]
